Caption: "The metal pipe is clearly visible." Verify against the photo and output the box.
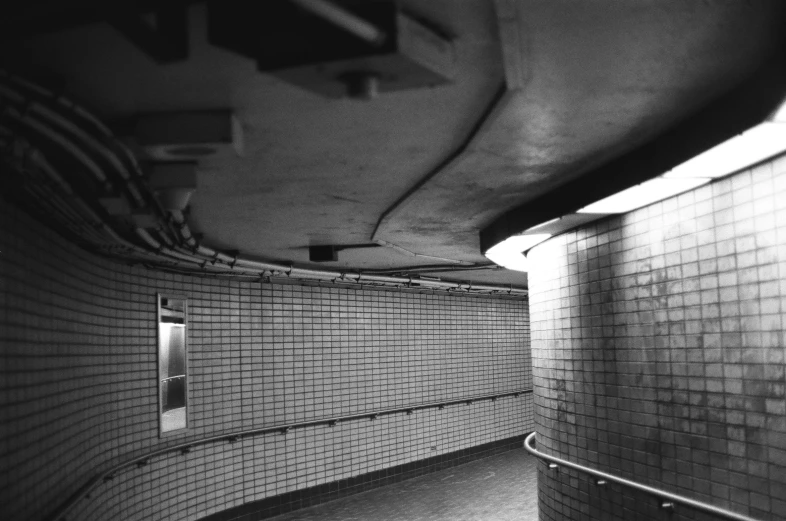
[3,107,109,185]
[524,432,763,521]
[2,74,529,296]
[1,121,145,248]
[1,70,115,137]
[2,96,186,262]
[289,0,387,45]
[1,72,166,230]
[165,212,527,295]
[136,228,218,267]
[360,264,500,275]
[0,84,145,206]
[47,388,532,521]
[2,131,169,261]
[375,239,475,266]
[17,181,98,241]
[1,136,108,243]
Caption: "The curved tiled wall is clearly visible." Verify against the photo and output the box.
[0,201,533,521]
[528,156,786,520]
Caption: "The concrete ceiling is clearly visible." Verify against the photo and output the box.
[2,0,785,288]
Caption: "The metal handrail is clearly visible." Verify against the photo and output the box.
[47,388,533,521]
[524,432,762,521]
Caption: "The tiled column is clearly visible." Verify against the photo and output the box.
[528,156,786,521]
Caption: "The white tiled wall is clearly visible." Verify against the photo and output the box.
[0,201,532,521]
[528,155,786,520]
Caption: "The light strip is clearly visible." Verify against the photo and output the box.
[772,104,786,123]
[663,122,786,180]
[525,217,559,232]
[484,234,551,271]
[488,102,786,269]
[581,116,786,214]
[577,177,708,214]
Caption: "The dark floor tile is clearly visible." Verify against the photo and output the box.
[266,449,538,521]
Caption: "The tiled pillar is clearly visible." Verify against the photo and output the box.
[528,156,786,521]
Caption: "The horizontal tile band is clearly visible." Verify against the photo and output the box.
[48,388,533,521]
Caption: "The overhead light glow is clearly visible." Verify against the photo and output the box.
[772,104,786,123]
[577,177,708,214]
[664,122,786,180]
[487,101,786,268]
[525,217,559,232]
[484,234,551,271]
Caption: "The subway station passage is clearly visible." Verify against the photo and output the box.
[269,449,538,521]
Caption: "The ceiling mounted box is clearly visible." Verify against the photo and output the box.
[207,0,455,98]
[309,245,338,262]
[133,110,243,160]
[148,162,198,211]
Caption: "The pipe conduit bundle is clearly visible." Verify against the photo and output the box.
[0,71,527,297]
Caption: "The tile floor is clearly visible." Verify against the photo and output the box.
[268,449,538,521]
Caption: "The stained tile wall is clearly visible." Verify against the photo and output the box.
[0,201,532,521]
[527,154,786,520]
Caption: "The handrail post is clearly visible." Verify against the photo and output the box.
[47,388,533,521]
[524,432,762,521]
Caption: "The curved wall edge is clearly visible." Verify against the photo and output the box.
[527,154,786,520]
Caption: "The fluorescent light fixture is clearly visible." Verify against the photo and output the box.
[489,101,786,263]
[664,122,786,180]
[772,104,786,123]
[484,234,551,271]
[578,177,708,214]
[525,217,559,232]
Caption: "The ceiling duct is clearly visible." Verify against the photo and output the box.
[207,0,455,99]
[130,110,243,161]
